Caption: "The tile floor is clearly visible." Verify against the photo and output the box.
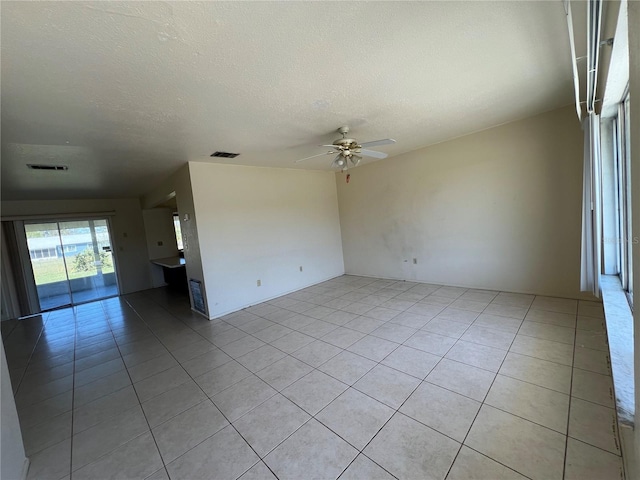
[3,275,626,480]
[38,284,119,311]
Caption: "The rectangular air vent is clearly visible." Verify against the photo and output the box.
[27,164,68,171]
[210,151,240,158]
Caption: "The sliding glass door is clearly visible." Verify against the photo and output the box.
[25,222,71,310]
[25,219,119,311]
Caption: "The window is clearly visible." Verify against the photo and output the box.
[173,214,184,251]
[613,91,633,305]
[29,248,57,259]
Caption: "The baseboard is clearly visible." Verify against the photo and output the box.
[21,457,30,480]
[207,272,344,320]
[191,307,210,319]
[619,425,638,480]
[343,271,597,301]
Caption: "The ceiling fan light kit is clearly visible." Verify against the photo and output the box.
[295,126,396,173]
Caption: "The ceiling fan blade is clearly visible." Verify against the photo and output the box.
[319,145,338,148]
[360,149,388,159]
[359,138,396,148]
[294,151,334,163]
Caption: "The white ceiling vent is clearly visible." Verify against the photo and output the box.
[210,151,240,158]
[27,164,69,171]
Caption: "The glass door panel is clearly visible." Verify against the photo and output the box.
[59,219,119,305]
[24,218,119,311]
[24,222,72,310]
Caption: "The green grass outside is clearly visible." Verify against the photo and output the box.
[32,257,115,285]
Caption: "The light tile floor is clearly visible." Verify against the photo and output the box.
[2,275,626,480]
[38,284,119,311]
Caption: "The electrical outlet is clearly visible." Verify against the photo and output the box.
[413,258,418,264]
[157,241,163,246]
[299,266,303,272]
[257,279,261,287]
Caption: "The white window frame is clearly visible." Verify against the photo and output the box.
[613,90,633,305]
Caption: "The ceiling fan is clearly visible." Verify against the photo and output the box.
[295,126,396,171]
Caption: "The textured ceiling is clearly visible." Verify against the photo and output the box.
[1,1,581,200]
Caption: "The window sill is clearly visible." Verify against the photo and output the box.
[601,275,635,427]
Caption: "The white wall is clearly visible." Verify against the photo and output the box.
[142,208,180,288]
[337,105,587,299]
[142,165,207,314]
[1,342,28,480]
[0,198,152,295]
[189,162,344,318]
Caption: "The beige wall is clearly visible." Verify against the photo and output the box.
[0,198,152,294]
[142,164,207,315]
[142,207,180,288]
[142,208,179,261]
[337,105,587,299]
[189,162,344,318]
[1,342,27,480]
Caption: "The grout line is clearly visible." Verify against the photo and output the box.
[9,278,608,480]
[10,311,53,398]
[457,445,535,480]
[68,305,81,480]
[72,300,165,476]
[61,310,107,468]
[312,312,471,477]
[132,281,570,469]
[336,454,399,480]
[442,292,535,480]
[562,317,579,479]
[121,293,285,477]
[130,284,409,478]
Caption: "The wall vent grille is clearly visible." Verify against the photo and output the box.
[27,164,69,171]
[210,151,240,158]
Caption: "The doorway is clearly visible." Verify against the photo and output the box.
[25,219,119,310]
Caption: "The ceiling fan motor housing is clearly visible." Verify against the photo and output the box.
[333,138,360,148]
